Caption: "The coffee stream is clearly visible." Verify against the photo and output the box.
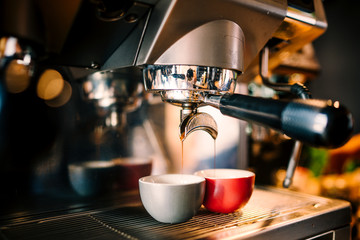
[181,141,184,174]
[213,140,216,178]
[213,140,216,169]
[180,137,217,175]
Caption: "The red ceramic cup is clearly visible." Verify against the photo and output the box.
[194,169,255,213]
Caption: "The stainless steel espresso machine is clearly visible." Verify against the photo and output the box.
[0,0,355,239]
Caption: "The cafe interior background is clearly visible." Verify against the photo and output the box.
[284,0,360,237]
[0,0,360,239]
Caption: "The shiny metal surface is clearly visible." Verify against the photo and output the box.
[0,187,351,239]
[143,65,237,104]
[139,19,245,71]
[83,68,143,109]
[144,65,238,91]
[179,111,218,141]
[143,63,228,140]
[136,0,287,72]
[283,141,303,188]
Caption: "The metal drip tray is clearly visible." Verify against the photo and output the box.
[0,187,351,240]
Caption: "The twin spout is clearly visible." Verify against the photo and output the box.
[179,104,218,142]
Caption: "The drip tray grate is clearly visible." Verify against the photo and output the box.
[0,188,351,240]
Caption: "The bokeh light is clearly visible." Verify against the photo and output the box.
[45,79,72,108]
[5,60,31,93]
[37,69,64,100]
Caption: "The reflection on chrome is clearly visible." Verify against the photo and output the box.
[144,65,237,92]
[312,113,327,133]
[143,65,238,105]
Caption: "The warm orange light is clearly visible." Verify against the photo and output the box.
[37,69,64,100]
[289,73,306,84]
[45,80,72,107]
[0,37,6,57]
[5,60,31,93]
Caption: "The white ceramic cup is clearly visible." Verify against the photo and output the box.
[139,174,205,223]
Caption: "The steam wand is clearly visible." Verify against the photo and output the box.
[259,46,310,188]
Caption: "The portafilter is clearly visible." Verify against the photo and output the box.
[144,63,353,149]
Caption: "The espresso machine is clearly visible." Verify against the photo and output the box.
[0,0,356,239]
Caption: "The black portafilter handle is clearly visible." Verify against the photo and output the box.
[206,94,354,148]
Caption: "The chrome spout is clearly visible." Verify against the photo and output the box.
[179,104,218,142]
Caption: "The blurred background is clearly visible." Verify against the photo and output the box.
[273,0,360,238]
